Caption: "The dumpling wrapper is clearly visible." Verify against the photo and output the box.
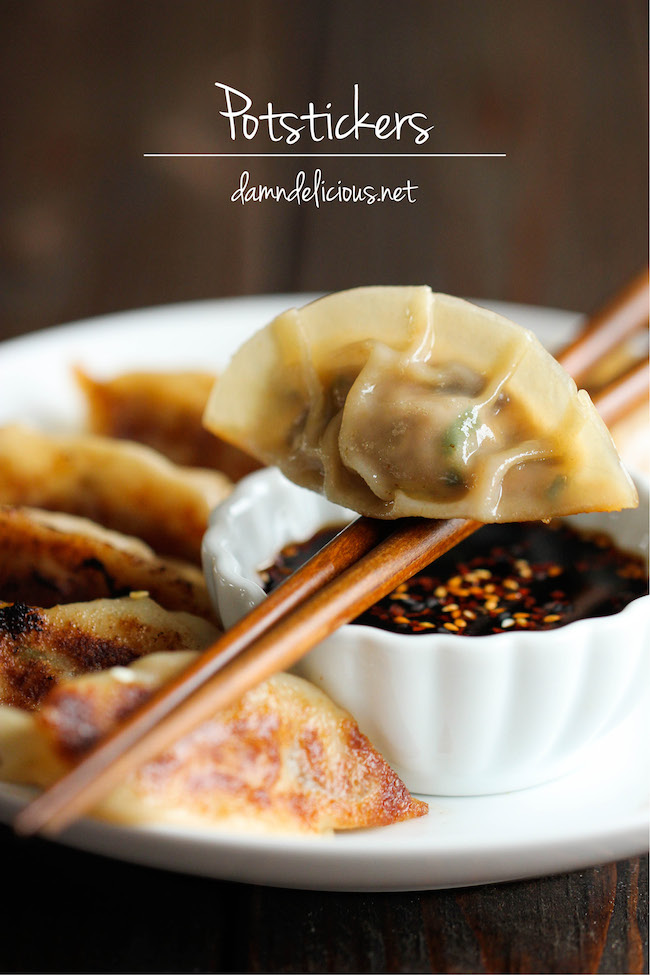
[0,597,218,710]
[0,506,215,622]
[0,425,232,562]
[204,287,637,521]
[0,653,428,835]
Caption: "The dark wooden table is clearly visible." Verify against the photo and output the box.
[1,2,648,972]
[0,825,646,973]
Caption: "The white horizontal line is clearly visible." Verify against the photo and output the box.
[143,153,506,158]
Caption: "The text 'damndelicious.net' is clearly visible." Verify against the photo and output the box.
[231,170,418,206]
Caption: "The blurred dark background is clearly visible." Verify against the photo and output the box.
[0,0,647,343]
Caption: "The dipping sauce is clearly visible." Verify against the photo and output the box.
[261,521,648,636]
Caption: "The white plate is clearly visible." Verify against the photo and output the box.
[0,295,647,891]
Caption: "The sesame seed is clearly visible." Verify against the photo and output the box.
[263,519,647,639]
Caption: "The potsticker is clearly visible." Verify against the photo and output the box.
[0,425,232,563]
[75,368,260,480]
[0,597,218,710]
[0,653,427,834]
[205,287,637,522]
[0,506,215,621]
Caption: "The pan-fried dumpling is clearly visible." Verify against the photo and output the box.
[0,506,214,621]
[0,598,218,710]
[75,367,261,480]
[0,425,232,562]
[204,287,637,521]
[0,653,427,834]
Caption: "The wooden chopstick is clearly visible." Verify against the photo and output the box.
[558,268,649,385]
[13,272,650,837]
[590,359,649,427]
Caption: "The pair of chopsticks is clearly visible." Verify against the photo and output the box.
[15,270,650,838]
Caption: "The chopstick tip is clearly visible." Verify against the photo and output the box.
[13,796,69,839]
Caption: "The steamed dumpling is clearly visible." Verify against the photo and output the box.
[204,287,637,521]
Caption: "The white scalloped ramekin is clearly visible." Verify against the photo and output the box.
[203,467,649,796]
